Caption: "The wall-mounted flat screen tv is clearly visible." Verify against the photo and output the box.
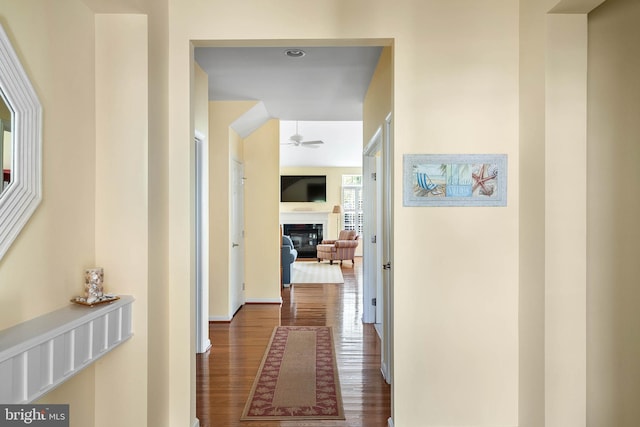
[280,175,327,202]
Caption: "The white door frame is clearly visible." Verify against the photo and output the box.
[382,113,394,385]
[363,117,394,385]
[195,130,211,353]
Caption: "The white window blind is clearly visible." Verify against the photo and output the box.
[341,175,363,236]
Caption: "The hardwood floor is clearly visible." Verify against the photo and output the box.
[196,258,391,427]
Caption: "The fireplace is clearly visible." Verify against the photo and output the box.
[283,223,324,258]
[280,211,329,258]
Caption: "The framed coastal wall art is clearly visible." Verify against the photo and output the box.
[403,154,507,207]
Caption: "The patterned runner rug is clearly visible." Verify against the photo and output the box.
[241,326,345,421]
[291,261,344,284]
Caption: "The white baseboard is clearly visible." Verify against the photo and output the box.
[387,416,394,427]
[245,297,283,304]
[192,418,200,427]
[374,322,383,338]
[197,339,211,354]
[209,298,282,322]
[381,362,390,384]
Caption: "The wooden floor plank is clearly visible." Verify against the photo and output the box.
[196,258,391,427]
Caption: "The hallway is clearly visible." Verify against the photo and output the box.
[196,258,391,426]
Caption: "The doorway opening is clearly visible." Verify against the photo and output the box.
[192,38,395,420]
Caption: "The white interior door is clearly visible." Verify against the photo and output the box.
[363,128,382,325]
[375,153,384,325]
[230,160,245,315]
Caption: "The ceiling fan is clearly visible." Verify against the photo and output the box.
[281,121,324,148]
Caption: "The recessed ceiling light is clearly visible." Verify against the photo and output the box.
[284,48,306,58]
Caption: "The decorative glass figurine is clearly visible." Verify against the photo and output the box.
[84,267,104,304]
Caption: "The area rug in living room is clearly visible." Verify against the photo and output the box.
[241,326,345,421]
[291,261,344,284]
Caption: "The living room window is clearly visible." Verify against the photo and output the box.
[341,175,363,236]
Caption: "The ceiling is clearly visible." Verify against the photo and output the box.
[194,46,383,167]
[278,120,363,168]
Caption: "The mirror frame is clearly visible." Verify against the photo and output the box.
[0,23,42,260]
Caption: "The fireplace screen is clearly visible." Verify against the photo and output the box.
[282,223,324,258]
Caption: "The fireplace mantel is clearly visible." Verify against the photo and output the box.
[280,210,330,226]
[280,211,329,240]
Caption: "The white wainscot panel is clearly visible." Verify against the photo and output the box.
[0,296,134,403]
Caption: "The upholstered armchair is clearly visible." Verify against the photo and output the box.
[316,230,359,266]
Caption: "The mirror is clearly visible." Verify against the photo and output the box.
[0,23,42,260]
[0,89,12,195]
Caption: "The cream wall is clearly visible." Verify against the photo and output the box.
[208,100,254,319]
[587,0,640,424]
[94,14,149,427]
[546,14,593,426]
[0,2,169,427]
[515,2,635,427]
[170,1,521,425]
[518,0,559,425]
[207,104,281,311]
[0,2,98,426]
[143,0,170,425]
[194,63,209,135]
[520,2,590,425]
[363,46,393,145]
[0,0,96,330]
[391,2,519,423]
[244,120,281,301]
